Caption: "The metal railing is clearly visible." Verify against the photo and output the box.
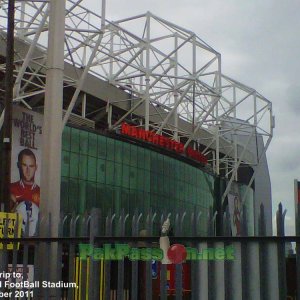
[0,204,299,300]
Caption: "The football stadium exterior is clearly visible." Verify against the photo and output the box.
[0,0,274,236]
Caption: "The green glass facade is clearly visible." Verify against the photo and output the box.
[61,126,216,234]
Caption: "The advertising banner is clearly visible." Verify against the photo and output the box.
[228,192,242,236]
[10,107,43,236]
[0,212,22,249]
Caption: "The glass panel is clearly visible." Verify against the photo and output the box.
[137,168,144,191]
[137,147,144,169]
[96,183,105,209]
[130,145,137,167]
[151,172,158,194]
[122,165,129,188]
[113,187,121,214]
[61,150,70,177]
[163,176,169,195]
[114,140,123,163]
[88,132,97,157]
[136,191,144,212]
[144,149,150,171]
[106,161,114,185]
[157,175,163,194]
[157,154,163,173]
[129,166,137,190]
[97,135,107,159]
[86,182,97,210]
[78,180,86,213]
[151,151,158,173]
[69,153,79,178]
[70,127,80,153]
[88,156,97,182]
[68,179,79,213]
[122,142,130,165]
[64,128,215,232]
[60,177,69,213]
[62,126,71,151]
[106,138,115,161]
[79,155,88,180]
[120,188,129,213]
[80,130,89,155]
[128,190,137,215]
[103,185,114,212]
[144,169,150,193]
[114,163,122,187]
[97,158,105,183]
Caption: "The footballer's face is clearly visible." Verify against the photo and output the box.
[19,155,37,184]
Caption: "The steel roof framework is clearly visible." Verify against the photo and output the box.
[0,0,274,204]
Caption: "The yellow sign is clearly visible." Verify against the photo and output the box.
[0,212,22,250]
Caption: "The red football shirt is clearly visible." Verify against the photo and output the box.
[10,180,40,208]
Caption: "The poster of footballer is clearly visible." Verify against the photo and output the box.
[10,106,43,236]
[228,192,242,236]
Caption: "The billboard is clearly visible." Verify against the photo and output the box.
[228,192,242,236]
[10,107,43,236]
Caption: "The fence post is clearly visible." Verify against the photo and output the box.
[241,203,248,300]
[213,214,225,300]
[88,208,101,300]
[131,209,142,300]
[276,203,287,300]
[67,212,77,300]
[259,204,269,300]
[207,206,215,300]
[144,209,154,300]
[79,212,91,300]
[0,215,9,293]
[10,214,20,300]
[117,209,125,300]
[224,205,241,300]
[160,212,169,300]
[296,201,300,300]
[174,211,184,300]
[190,209,200,300]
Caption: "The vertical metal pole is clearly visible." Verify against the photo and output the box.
[174,35,179,141]
[107,103,112,128]
[215,54,221,175]
[81,93,86,118]
[145,12,150,131]
[253,92,257,126]
[1,0,14,211]
[109,29,114,80]
[192,36,196,132]
[19,1,25,37]
[39,0,66,290]
[233,86,238,181]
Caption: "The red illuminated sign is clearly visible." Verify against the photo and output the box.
[121,122,208,164]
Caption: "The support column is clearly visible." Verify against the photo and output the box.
[39,0,65,295]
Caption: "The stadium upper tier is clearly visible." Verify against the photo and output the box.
[0,0,274,186]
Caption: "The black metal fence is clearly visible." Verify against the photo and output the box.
[0,203,299,300]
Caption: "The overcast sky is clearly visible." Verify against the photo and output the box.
[83,0,300,234]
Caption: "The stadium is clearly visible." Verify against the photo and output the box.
[0,0,274,237]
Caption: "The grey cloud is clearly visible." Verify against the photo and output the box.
[286,84,300,114]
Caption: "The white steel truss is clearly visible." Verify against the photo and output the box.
[0,0,274,203]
